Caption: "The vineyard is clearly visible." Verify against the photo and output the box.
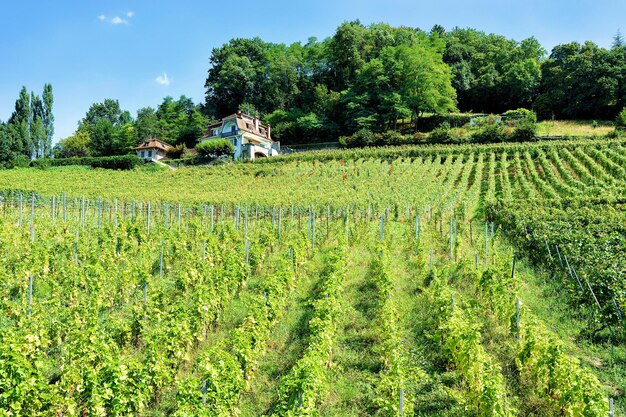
[0,138,625,416]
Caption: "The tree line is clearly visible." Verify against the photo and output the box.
[2,21,626,165]
[0,85,54,167]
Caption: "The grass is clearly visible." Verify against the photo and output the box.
[536,119,614,137]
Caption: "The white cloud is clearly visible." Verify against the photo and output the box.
[155,73,171,86]
[111,16,128,25]
[98,12,134,25]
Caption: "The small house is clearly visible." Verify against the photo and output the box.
[199,112,280,159]
[134,139,173,161]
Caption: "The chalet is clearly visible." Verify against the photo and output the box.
[200,112,280,159]
[134,139,173,162]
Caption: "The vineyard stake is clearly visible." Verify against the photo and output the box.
[51,195,55,226]
[485,222,489,264]
[202,241,207,261]
[449,217,453,261]
[511,253,517,280]
[245,240,249,265]
[202,380,207,405]
[399,388,404,416]
[515,298,521,340]
[131,199,136,223]
[311,212,315,251]
[114,199,118,227]
[147,201,151,235]
[18,193,23,227]
[63,192,67,222]
[564,255,585,293]
[380,214,385,242]
[159,239,164,278]
[178,203,181,227]
[210,205,214,233]
[278,208,282,245]
[97,199,101,229]
[555,244,564,268]
[30,194,35,229]
[28,274,33,316]
[415,215,420,242]
[544,238,553,260]
[81,196,85,230]
[165,202,169,228]
[609,397,614,417]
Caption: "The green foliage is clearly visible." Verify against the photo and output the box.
[165,144,187,160]
[30,155,144,170]
[54,131,93,158]
[616,107,626,129]
[195,139,235,159]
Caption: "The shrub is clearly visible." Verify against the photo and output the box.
[349,129,375,148]
[616,107,626,129]
[166,144,187,160]
[429,122,456,144]
[30,155,143,170]
[195,139,236,159]
[414,114,472,132]
[510,120,538,142]
[503,108,537,123]
[471,120,507,143]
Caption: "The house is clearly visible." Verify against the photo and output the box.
[200,112,280,159]
[134,139,173,161]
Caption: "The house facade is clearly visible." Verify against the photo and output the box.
[134,139,173,161]
[200,112,280,159]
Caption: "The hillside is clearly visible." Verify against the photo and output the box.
[0,138,624,416]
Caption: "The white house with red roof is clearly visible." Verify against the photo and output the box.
[134,139,173,161]
[200,112,280,159]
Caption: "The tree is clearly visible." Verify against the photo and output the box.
[535,42,618,119]
[29,93,45,158]
[42,84,54,158]
[205,38,268,117]
[135,107,159,141]
[8,87,31,157]
[79,99,131,156]
[613,30,624,49]
[54,131,92,158]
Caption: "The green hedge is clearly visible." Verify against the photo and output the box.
[30,155,144,170]
[414,114,472,132]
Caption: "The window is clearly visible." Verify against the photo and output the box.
[148,150,153,158]
[140,151,145,157]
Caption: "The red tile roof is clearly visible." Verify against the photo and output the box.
[134,139,173,152]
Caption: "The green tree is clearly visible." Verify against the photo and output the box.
[54,131,92,158]
[30,93,45,158]
[42,83,54,158]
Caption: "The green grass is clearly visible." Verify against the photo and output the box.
[536,119,614,137]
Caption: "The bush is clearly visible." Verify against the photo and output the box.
[616,107,626,129]
[195,139,235,159]
[340,129,376,148]
[30,155,144,170]
[414,114,472,132]
[429,122,456,144]
[166,144,187,160]
[502,108,537,123]
[471,121,506,143]
[510,120,538,142]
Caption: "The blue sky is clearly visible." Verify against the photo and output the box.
[0,0,624,142]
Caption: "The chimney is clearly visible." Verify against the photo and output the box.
[267,124,271,139]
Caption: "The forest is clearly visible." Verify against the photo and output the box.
[1,22,626,166]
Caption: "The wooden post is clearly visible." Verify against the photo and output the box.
[159,239,164,278]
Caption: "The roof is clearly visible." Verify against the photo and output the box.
[134,139,173,151]
[201,112,273,142]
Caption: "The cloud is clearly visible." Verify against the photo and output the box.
[98,12,134,25]
[155,73,171,86]
[111,16,128,25]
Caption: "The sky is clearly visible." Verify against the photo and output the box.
[0,0,624,143]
